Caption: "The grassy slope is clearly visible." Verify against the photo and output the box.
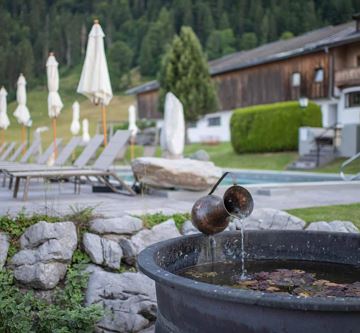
[287,203,360,229]
[5,66,135,148]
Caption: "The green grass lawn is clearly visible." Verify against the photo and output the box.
[287,203,360,229]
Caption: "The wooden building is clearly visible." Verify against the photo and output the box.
[127,16,360,144]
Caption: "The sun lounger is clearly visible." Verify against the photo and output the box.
[0,142,17,161]
[11,131,135,200]
[8,142,27,162]
[36,138,63,164]
[0,142,7,155]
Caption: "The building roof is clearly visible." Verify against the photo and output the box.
[127,20,360,95]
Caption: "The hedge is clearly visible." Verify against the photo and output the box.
[230,101,322,153]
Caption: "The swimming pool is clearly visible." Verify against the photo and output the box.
[117,168,342,186]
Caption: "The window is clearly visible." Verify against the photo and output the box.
[314,68,324,82]
[188,121,197,128]
[207,116,221,127]
[346,91,360,108]
[291,72,301,87]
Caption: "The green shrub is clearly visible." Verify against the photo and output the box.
[139,212,190,230]
[230,101,322,153]
[0,266,103,333]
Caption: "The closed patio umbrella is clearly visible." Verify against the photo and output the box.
[0,87,10,145]
[47,52,63,158]
[14,74,31,154]
[77,19,113,146]
[161,92,185,158]
[128,105,138,160]
[70,101,81,135]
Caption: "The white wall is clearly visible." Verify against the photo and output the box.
[338,87,360,125]
[187,111,233,143]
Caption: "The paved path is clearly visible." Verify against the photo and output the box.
[0,178,359,217]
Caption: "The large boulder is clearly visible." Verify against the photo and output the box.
[235,208,306,231]
[0,233,9,269]
[11,221,77,289]
[90,216,143,235]
[131,157,222,191]
[83,233,123,269]
[86,270,156,333]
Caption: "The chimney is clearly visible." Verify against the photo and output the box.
[353,13,360,32]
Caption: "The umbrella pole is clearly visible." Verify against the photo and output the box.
[101,104,107,146]
[130,136,135,160]
[21,125,26,155]
[52,118,58,159]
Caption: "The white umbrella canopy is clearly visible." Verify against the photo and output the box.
[46,53,63,118]
[0,87,10,130]
[77,19,112,146]
[161,92,185,158]
[128,105,138,137]
[82,118,90,144]
[46,52,63,158]
[70,101,81,135]
[13,74,31,126]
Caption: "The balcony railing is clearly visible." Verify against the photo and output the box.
[335,67,360,87]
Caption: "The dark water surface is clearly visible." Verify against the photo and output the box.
[177,260,360,296]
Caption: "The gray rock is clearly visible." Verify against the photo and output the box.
[236,208,305,231]
[139,324,155,333]
[329,221,359,233]
[189,149,210,161]
[11,221,77,289]
[13,262,67,289]
[131,157,222,191]
[86,271,156,333]
[0,233,9,269]
[181,220,200,235]
[131,219,181,254]
[90,216,143,235]
[306,221,333,232]
[83,233,123,269]
[118,237,137,265]
[306,220,359,233]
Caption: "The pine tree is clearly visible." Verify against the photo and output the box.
[139,8,173,76]
[158,26,218,122]
[108,40,133,90]
[206,29,236,60]
[239,32,258,50]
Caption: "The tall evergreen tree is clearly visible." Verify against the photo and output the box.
[158,26,217,122]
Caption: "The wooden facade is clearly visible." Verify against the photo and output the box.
[137,90,161,119]
[134,41,360,119]
[213,51,329,110]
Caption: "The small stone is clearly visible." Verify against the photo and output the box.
[329,221,359,233]
[131,219,181,254]
[306,221,359,233]
[83,233,123,269]
[0,233,9,269]
[306,221,333,232]
[86,271,157,333]
[118,237,137,265]
[90,215,143,235]
[237,208,305,231]
[13,262,67,290]
[181,220,200,235]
